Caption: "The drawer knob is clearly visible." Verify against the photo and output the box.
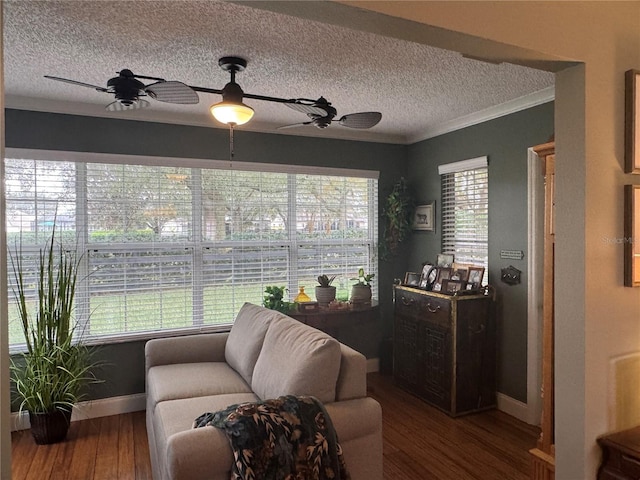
[426,303,440,313]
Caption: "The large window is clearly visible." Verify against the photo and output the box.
[439,157,488,272]
[5,150,378,347]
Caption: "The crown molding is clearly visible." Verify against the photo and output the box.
[409,86,555,144]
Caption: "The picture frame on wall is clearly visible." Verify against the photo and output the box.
[625,69,640,173]
[413,202,435,231]
[624,185,640,286]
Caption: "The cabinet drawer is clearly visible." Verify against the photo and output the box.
[395,291,422,318]
[416,296,450,328]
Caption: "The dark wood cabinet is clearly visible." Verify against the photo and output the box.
[289,302,380,358]
[598,426,640,480]
[393,286,496,416]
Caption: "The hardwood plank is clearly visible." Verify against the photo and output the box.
[11,429,39,480]
[117,411,135,480]
[132,411,152,480]
[48,420,82,480]
[24,441,62,480]
[93,415,119,480]
[65,418,100,480]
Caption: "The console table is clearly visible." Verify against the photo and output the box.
[289,302,380,359]
[393,286,496,416]
[598,426,640,479]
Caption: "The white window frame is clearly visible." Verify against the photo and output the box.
[5,148,379,348]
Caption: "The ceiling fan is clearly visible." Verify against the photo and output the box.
[278,97,382,130]
[44,57,382,130]
[44,69,199,111]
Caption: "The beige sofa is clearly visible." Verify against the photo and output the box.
[145,302,383,480]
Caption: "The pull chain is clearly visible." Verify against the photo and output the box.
[229,122,236,168]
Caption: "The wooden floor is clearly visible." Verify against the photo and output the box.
[12,373,539,480]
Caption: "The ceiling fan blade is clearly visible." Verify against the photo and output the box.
[284,102,327,117]
[44,75,108,92]
[105,99,151,112]
[277,121,313,130]
[145,81,199,105]
[337,112,382,129]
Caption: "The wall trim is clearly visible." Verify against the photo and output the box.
[11,393,147,432]
[497,392,530,423]
[527,147,544,425]
[410,86,555,143]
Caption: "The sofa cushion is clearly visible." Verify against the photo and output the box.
[147,362,252,412]
[251,315,341,404]
[225,303,278,385]
[154,393,259,479]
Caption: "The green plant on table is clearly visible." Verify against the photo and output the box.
[316,274,337,287]
[263,285,295,313]
[352,268,375,286]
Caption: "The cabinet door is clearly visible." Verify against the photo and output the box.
[393,313,420,389]
[417,319,452,411]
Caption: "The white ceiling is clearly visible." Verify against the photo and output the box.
[3,0,555,145]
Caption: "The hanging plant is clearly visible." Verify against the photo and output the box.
[380,177,414,260]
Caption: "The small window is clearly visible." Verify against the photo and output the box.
[439,157,488,274]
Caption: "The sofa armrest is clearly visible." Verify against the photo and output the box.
[145,332,229,372]
[335,343,367,400]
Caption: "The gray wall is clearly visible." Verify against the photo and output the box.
[6,103,553,404]
[404,102,554,401]
[6,109,407,403]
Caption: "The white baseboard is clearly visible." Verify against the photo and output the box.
[497,392,533,424]
[11,393,147,432]
[366,357,380,373]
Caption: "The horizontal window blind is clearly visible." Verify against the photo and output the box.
[5,154,378,347]
[440,161,488,271]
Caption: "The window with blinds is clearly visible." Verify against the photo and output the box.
[439,157,488,272]
[5,151,378,347]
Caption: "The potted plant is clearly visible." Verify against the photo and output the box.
[350,268,375,304]
[263,285,295,314]
[380,177,414,261]
[315,274,337,306]
[10,226,99,444]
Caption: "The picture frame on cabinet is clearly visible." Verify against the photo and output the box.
[467,266,485,288]
[441,279,466,294]
[435,267,452,285]
[625,70,640,173]
[436,253,454,268]
[403,272,421,287]
[413,203,435,231]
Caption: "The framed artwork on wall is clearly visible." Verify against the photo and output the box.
[413,202,435,231]
[624,185,640,286]
[625,69,640,173]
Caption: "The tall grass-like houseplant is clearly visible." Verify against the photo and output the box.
[10,226,97,444]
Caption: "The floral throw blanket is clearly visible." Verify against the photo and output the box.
[193,395,350,480]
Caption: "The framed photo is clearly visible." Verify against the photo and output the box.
[435,267,452,285]
[450,267,468,282]
[467,266,485,288]
[403,272,421,287]
[624,185,640,286]
[436,253,454,268]
[419,263,436,289]
[441,279,466,294]
[625,70,640,173]
[413,203,435,231]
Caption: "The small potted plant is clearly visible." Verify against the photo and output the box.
[315,274,337,306]
[350,268,375,304]
[263,286,295,314]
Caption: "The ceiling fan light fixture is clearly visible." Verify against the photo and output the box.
[210,100,254,125]
[209,80,254,126]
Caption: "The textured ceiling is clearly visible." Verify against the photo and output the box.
[3,0,555,145]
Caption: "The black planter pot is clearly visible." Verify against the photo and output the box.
[29,409,72,444]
